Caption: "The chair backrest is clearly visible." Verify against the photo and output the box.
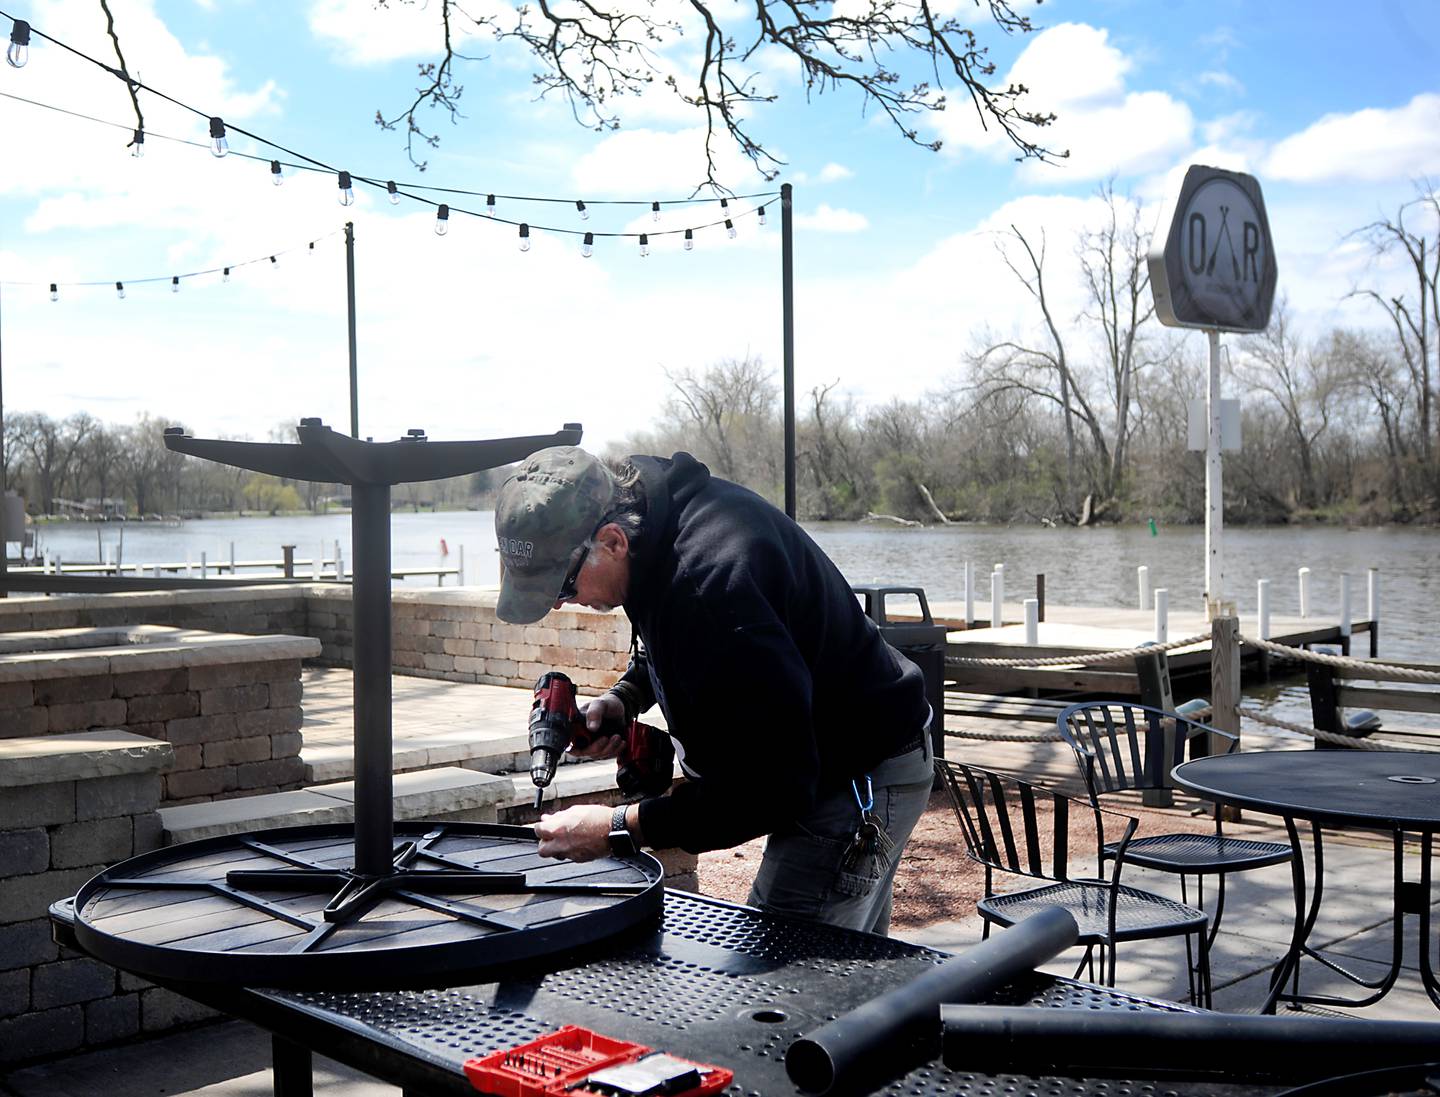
[1057,701,1239,798]
[936,759,1133,884]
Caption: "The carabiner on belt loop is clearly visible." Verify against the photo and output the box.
[851,775,874,813]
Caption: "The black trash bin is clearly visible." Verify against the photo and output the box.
[852,584,947,763]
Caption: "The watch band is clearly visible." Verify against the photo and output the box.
[608,803,638,857]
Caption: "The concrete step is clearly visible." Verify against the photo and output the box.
[159,766,513,843]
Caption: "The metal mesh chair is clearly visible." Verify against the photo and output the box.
[936,759,1212,1005]
[1056,702,1292,957]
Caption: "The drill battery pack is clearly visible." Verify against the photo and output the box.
[463,1025,732,1097]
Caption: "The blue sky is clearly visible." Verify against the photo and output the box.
[1,0,1437,452]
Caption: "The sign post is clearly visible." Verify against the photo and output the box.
[1148,165,1277,620]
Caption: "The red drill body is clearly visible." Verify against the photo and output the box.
[528,671,675,809]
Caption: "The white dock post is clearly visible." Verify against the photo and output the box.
[1367,568,1379,624]
[312,547,322,581]
[964,561,975,626]
[1298,566,1311,619]
[1023,599,1039,646]
[457,544,465,585]
[1257,578,1271,640]
[1138,565,1150,611]
[151,564,161,579]
[200,551,208,580]
[43,551,51,574]
[185,552,193,577]
[335,540,346,581]
[1154,588,1169,643]
[229,541,236,574]
[1339,572,1352,637]
[990,569,1003,630]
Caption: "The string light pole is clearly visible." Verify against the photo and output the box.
[781,183,796,519]
[345,222,359,439]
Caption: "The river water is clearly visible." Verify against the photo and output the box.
[31,514,1436,662]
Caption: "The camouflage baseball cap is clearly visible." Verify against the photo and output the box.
[494,447,616,623]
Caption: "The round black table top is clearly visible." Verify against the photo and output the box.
[1174,750,1440,832]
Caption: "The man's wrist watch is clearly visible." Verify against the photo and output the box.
[608,803,638,857]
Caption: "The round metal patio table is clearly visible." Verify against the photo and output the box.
[1173,749,1440,1013]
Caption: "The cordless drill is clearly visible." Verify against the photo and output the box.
[528,670,675,809]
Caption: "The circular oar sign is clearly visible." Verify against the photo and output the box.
[1148,164,1278,333]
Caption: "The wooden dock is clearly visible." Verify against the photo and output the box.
[926,599,1373,703]
[10,559,464,585]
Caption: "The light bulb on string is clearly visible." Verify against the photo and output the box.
[518,223,530,252]
[270,160,283,185]
[115,281,125,300]
[684,229,694,251]
[208,117,228,157]
[486,194,496,217]
[725,219,736,239]
[49,283,57,303]
[130,129,144,158]
[639,234,649,258]
[758,205,767,226]
[720,198,730,218]
[581,232,594,258]
[576,200,588,220]
[223,267,231,283]
[435,204,449,236]
[652,201,661,222]
[386,180,400,205]
[6,19,30,68]
[269,255,278,269]
[337,171,354,206]
[171,276,179,294]
[308,242,315,257]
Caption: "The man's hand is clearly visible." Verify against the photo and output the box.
[534,804,614,861]
[572,695,626,760]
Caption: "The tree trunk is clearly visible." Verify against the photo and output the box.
[915,481,951,525]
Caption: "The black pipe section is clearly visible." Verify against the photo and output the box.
[785,907,1078,1094]
[350,481,393,876]
[939,1005,1440,1082]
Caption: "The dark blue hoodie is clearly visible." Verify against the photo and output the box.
[619,453,930,854]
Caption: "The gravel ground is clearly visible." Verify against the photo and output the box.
[696,789,1220,930]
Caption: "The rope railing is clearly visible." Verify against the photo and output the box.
[945,632,1209,669]
[1237,635,1440,684]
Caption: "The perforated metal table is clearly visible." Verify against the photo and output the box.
[53,889,1286,1096]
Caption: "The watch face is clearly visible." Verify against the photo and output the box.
[608,830,638,857]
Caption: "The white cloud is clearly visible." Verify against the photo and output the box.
[1198,71,1244,95]
[307,0,501,64]
[795,204,868,232]
[818,163,854,183]
[932,22,1194,183]
[1263,93,1440,184]
[570,128,763,195]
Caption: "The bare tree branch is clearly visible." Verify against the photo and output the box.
[373,0,1061,186]
[99,0,144,154]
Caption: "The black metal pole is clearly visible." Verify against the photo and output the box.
[345,222,359,440]
[781,183,796,520]
[0,280,7,598]
[350,480,393,875]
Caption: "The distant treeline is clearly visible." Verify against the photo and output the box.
[0,414,492,519]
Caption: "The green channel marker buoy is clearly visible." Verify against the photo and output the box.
[1148,517,1158,537]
